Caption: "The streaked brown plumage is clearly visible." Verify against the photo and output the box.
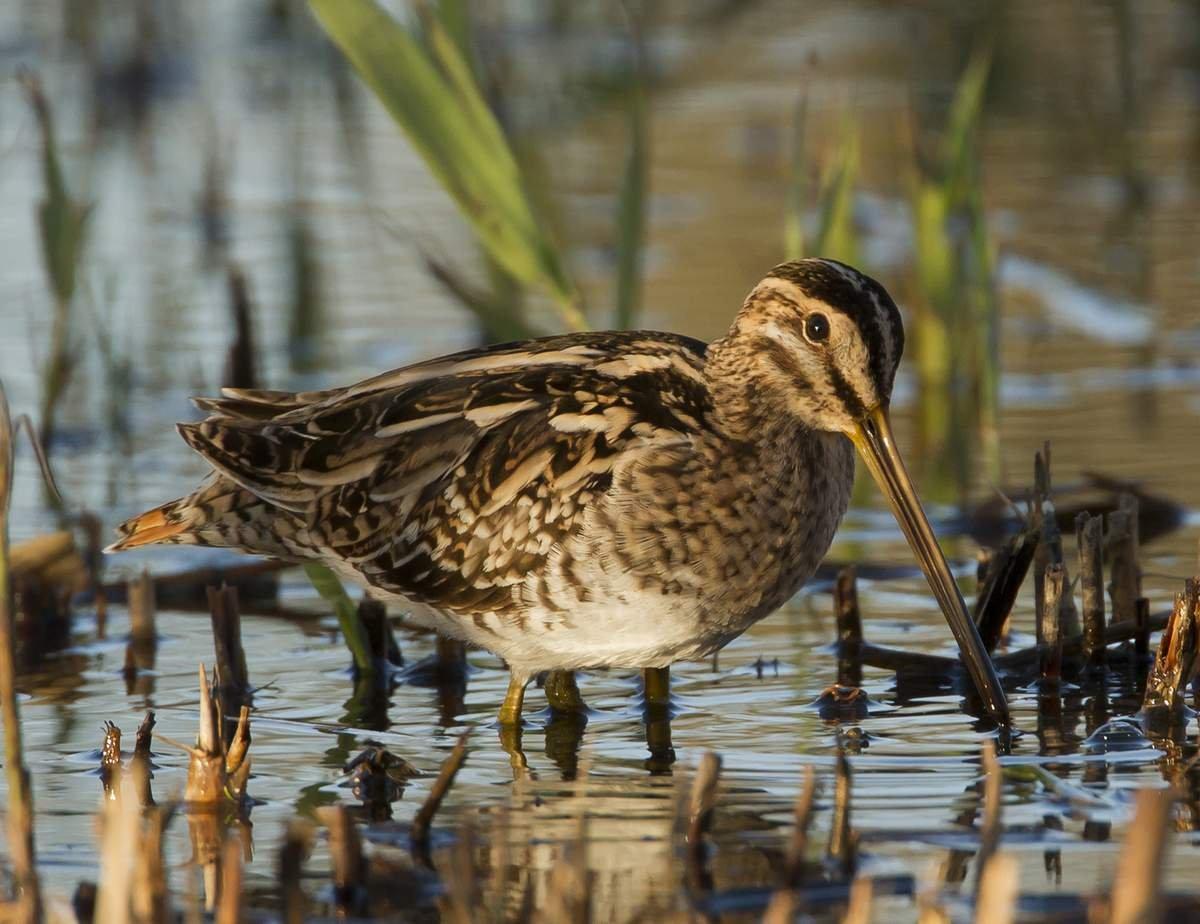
[109,258,1009,725]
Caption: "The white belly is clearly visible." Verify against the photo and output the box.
[370,586,739,678]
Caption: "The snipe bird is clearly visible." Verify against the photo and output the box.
[108,259,1008,724]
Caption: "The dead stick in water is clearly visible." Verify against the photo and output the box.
[835,567,862,688]
[1109,789,1174,924]
[0,387,42,923]
[860,609,1171,675]
[1076,513,1106,666]
[410,732,470,860]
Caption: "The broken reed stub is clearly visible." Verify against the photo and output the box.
[1039,565,1065,686]
[1107,508,1140,624]
[127,569,157,644]
[184,665,251,805]
[834,566,863,688]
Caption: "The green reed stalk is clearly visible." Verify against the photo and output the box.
[22,74,90,465]
[909,47,995,499]
[310,0,585,330]
[304,563,374,680]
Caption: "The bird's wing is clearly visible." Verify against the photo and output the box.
[179,332,710,612]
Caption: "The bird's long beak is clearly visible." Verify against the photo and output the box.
[849,405,1010,725]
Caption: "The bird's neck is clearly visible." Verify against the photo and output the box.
[703,333,855,493]
[704,333,797,445]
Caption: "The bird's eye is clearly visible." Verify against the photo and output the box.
[803,313,830,344]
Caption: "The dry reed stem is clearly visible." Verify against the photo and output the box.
[278,819,313,924]
[319,804,366,916]
[1143,581,1200,716]
[973,853,1017,924]
[95,784,140,924]
[827,754,855,878]
[1107,508,1139,624]
[975,741,1002,890]
[685,751,721,894]
[0,386,42,923]
[131,805,174,924]
[687,752,721,847]
[411,732,470,855]
[843,875,874,924]
[128,570,156,644]
[215,832,244,924]
[761,888,797,924]
[784,765,817,887]
[1110,789,1174,924]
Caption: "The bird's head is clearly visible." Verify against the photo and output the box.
[727,257,1008,724]
[734,257,904,435]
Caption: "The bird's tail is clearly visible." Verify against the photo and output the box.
[105,475,295,556]
[106,498,193,551]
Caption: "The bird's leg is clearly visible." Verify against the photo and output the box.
[498,673,529,726]
[544,669,587,715]
[643,666,671,709]
[642,667,675,774]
